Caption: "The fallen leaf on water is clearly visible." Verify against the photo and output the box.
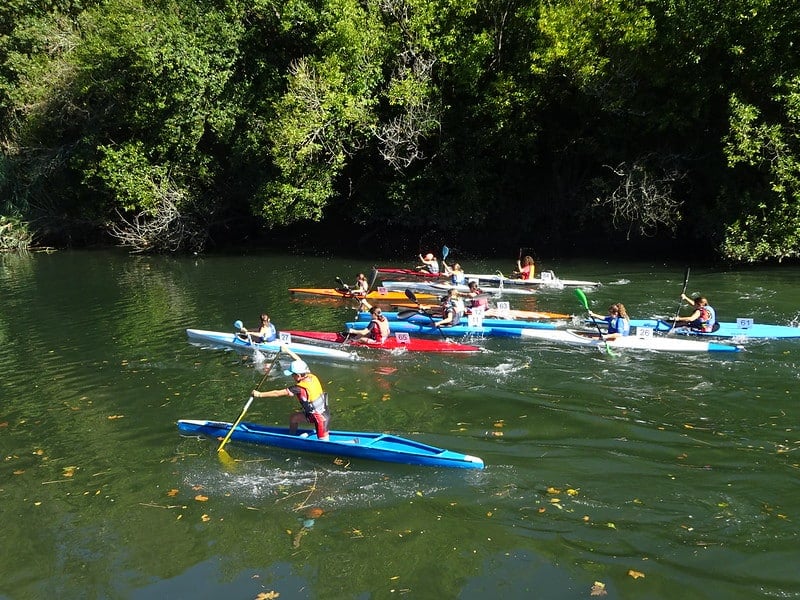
[107,415,125,420]
[13,470,24,475]
[627,569,645,579]
[590,581,607,596]
[606,522,616,529]
[201,514,210,522]
[255,591,280,600]
[167,489,179,497]
[546,486,560,494]
[195,495,209,502]
[567,488,579,496]
[307,507,324,518]
[62,466,77,477]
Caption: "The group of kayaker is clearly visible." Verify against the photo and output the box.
[236,252,716,443]
[587,293,716,339]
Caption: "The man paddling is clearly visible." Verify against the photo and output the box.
[252,346,330,440]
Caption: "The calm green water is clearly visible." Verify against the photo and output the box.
[1,250,799,600]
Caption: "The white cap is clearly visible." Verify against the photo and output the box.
[284,360,309,376]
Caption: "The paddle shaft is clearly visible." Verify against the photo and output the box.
[405,288,446,337]
[217,352,280,453]
[668,267,691,333]
[574,288,612,354]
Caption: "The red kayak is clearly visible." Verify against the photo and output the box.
[284,331,481,353]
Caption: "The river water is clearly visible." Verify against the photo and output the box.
[1,250,798,599]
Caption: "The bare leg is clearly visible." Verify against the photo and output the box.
[289,412,306,434]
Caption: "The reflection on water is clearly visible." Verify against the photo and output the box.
[1,251,800,599]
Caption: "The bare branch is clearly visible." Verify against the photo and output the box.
[595,157,686,239]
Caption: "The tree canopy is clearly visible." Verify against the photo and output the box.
[1,0,798,261]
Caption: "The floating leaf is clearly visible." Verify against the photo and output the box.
[167,489,179,497]
[107,415,125,420]
[590,581,607,596]
[627,569,645,579]
[567,488,579,496]
[606,522,616,529]
[13,469,24,475]
[195,494,209,502]
[307,507,324,518]
[62,466,77,477]
[201,514,210,522]
[255,592,280,600]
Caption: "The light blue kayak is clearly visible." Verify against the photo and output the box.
[186,328,355,360]
[626,319,800,340]
[177,419,485,470]
[355,311,568,330]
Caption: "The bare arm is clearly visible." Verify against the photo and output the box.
[253,388,291,398]
[281,344,301,362]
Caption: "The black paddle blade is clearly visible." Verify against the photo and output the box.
[405,288,418,303]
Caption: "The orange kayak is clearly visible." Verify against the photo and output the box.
[289,288,438,300]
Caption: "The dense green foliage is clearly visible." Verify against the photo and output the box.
[0,0,798,260]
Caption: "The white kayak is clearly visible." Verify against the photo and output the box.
[186,329,356,360]
[463,270,601,289]
[515,328,743,353]
[379,280,537,296]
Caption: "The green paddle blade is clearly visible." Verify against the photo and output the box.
[574,288,590,310]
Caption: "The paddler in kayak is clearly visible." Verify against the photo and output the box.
[514,255,536,280]
[354,272,370,294]
[346,305,391,343]
[672,294,717,332]
[442,261,466,285]
[464,280,489,309]
[236,313,277,343]
[417,252,440,274]
[434,288,465,327]
[587,302,631,340]
[252,345,330,440]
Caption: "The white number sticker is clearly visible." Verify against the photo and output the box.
[279,331,292,344]
[736,318,754,329]
[395,332,411,344]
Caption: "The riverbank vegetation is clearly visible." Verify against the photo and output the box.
[1,0,798,261]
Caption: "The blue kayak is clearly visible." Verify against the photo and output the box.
[186,328,355,360]
[177,419,485,470]
[344,320,529,338]
[626,319,800,340]
[356,311,568,330]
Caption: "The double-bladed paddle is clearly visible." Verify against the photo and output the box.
[217,350,282,463]
[667,267,691,335]
[574,288,614,355]
[405,289,446,337]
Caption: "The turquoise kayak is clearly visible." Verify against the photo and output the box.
[177,419,485,469]
[626,319,800,340]
[344,321,549,338]
[355,311,569,329]
[186,328,355,360]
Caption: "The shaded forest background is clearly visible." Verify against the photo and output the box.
[1,0,799,262]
